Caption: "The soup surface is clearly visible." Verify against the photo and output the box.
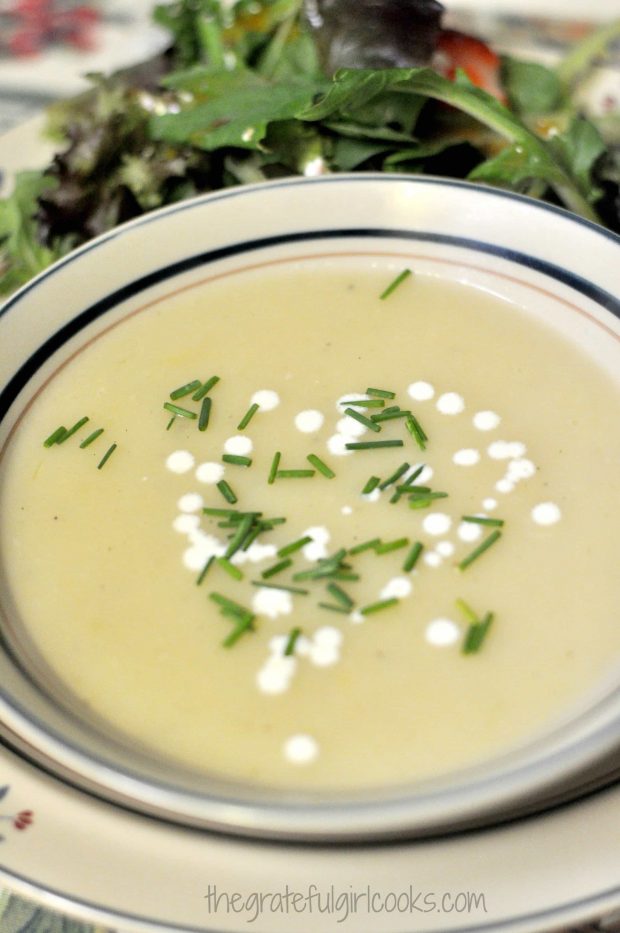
[1,256,620,789]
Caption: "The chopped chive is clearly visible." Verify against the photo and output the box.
[277,535,313,558]
[198,397,212,432]
[371,408,409,423]
[196,556,214,585]
[259,517,287,528]
[79,428,104,449]
[242,525,263,551]
[58,416,89,444]
[344,407,381,433]
[455,598,479,625]
[403,541,424,572]
[97,443,117,470]
[284,627,302,656]
[222,454,252,467]
[170,379,201,400]
[408,491,448,507]
[379,268,412,300]
[405,413,427,450]
[43,426,67,447]
[216,480,238,504]
[458,530,502,571]
[251,581,309,595]
[268,451,281,485]
[375,537,409,555]
[326,582,354,609]
[261,558,293,579]
[237,402,259,430]
[397,484,431,493]
[318,602,350,614]
[203,507,248,517]
[360,597,399,616]
[366,387,396,399]
[163,402,197,420]
[275,469,315,478]
[348,537,382,556]
[166,416,176,431]
[222,614,255,648]
[339,399,385,408]
[462,515,505,527]
[332,572,360,581]
[192,376,220,401]
[209,591,252,616]
[379,461,410,491]
[362,476,381,495]
[462,612,494,655]
[306,454,335,478]
[216,557,243,581]
[346,440,404,451]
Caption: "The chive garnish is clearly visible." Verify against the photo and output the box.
[332,571,360,581]
[192,376,220,401]
[462,611,494,654]
[403,541,424,572]
[268,451,281,485]
[43,426,67,447]
[405,413,427,450]
[222,613,256,648]
[379,268,412,300]
[79,428,104,449]
[458,530,502,571]
[209,591,253,617]
[222,454,252,467]
[97,443,117,470]
[163,402,197,420]
[340,398,385,409]
[216,479,238,504]
[318,602,350,615]
[198,397,212,432]
[277,535,313,558]
[170,380,201,400]
[360,597,399,616]
[344,407,381,433]
[284,627,302,656]
[166,416,176,431]
[216,557,243,581]
[307,454,335,478]
[251,581,309,595]
[366,388,396,399]
[375,537,409,554]
[196,556,214,585]
[461,515,505,527]
[203,507,251,518]
[346,440,404,451]
[455,598,478,624]
[237,402,259,430]
[348,537,381,555]
[326,582,354,609]
[379,461,410,490]
[261,558,293,579]
[362,476,381,495]
[371,408,409,423]
[276,469,315,478]
[58,416,89,444]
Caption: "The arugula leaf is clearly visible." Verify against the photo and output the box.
[548,116,606,203]
[502,57,564,116]
[150,67,324,150]
[0,172,61,295]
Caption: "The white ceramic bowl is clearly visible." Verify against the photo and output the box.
[1,175,619,841]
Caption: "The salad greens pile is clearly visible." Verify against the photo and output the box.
[1,0,619,296]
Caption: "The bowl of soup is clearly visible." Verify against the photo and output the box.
[0,175,619,840]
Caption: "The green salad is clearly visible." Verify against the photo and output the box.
[1,0,619,296]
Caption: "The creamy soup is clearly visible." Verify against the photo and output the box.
[1,256,620,790]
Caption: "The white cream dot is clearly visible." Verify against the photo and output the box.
[257,656,296,695]
[302,527,330,561]
[166,450,195,474]
[336,415,367,437]
[224,435,253,456]
[532,502,562,526]
[458,521,483,542]
[361,488,381,503]
[436,392,465,415]
[426,618,460,647]
[251,389,280,411]
[341,505,353,515]
[177,493,203,513]
[284,734,318,764]
[238,542,277,565]
[327,434,354,456]
[349,610,364,624]
[424,552,442,568]
[473,411,501,431]
[336,392,367,410]
[496,479,515,494]
[294,409,324,433]
[483,498,498,511]
[252,588,293,619]
[422,512,452,536]
[410,464,434,484]
[507,458,536,480]
[380,577,412,600]
[183,538,223,572]
[173,514,201,534]
[453,448,480,467]
[268,635,288,655]
[309,644,340,667]
[314,626,344,647]
[436,540,455,557]
[195,462,225,484]
[407,381,435,401]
